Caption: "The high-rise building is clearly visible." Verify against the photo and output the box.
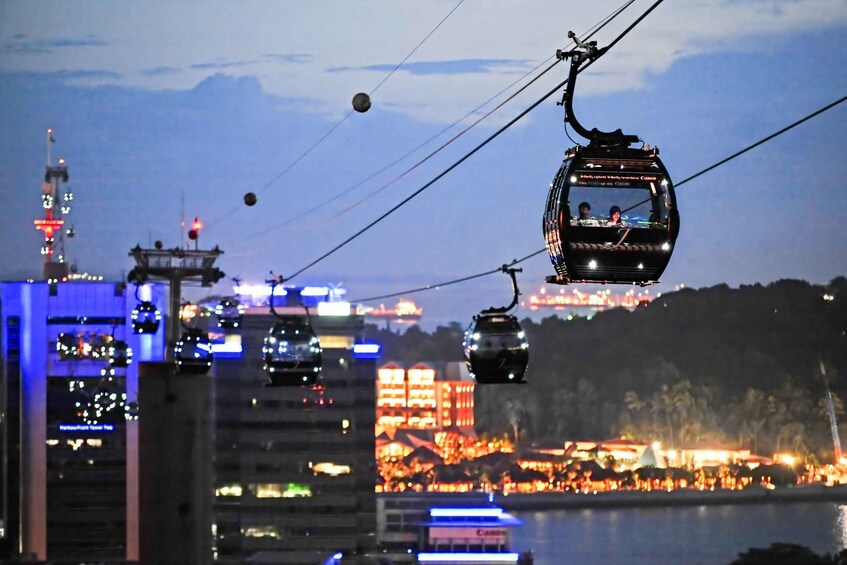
[209,287,379,564]
[0,280,166,561]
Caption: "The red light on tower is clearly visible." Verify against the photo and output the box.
[34,218,64,239]
[187,216,202,246]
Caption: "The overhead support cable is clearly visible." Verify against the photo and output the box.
[205,0,466,230]
[285,0,660,281]
[351,93,847,304]
[350,248,547,303]
[234,0,637,244]
[285,76,569,282]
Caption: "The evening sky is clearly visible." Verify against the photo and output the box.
[1,0,846,326]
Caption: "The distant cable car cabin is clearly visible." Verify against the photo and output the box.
[131,300,161,334]
[215,296,245,329]
[174,327,213,374]
[108,339,132,368]
[543,32,679,286]
[463,266,529,384]
[56,332,80,360]
[261,277,323,387]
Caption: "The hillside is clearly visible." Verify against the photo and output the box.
[366,278,847,460]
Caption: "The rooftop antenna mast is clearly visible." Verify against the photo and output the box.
[34,128,74,281]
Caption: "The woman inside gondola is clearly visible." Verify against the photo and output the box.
[607,205,626,227]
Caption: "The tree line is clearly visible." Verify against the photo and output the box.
[366,278,847,462]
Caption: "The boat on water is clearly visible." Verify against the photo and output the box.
[416,505,532,565]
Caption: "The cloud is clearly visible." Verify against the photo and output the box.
[1,35,107,55]
[143,66,182,77]
[49,69,121,80]
[328,58,532,76]
[262,53,313,64]
[189,59,258,70]
[1,0,845,124]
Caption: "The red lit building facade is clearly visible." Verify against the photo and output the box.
[376,362,474,432]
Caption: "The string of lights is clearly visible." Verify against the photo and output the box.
[348,93,847,305]
[230,0,636,245]
[205,0,466,231]
[285,0,664,282]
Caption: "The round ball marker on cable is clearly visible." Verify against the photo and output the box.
[352,92,371,113]
[244,192,257,206]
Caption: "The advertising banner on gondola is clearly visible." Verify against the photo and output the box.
[573,171,661,187]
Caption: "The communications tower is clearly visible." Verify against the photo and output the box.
[34,128,74,280]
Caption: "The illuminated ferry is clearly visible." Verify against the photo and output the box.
[524,287,653,313]
[364,300,423,327]
[416,506,528,565]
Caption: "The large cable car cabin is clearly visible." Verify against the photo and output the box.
[544,33,679,286]
[174,327,213,374]
[215,296,244,330]
[463,266,529,384]
[262,316,322,387]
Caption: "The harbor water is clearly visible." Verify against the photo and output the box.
[510,501,847,564]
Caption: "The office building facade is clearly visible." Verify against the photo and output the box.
[0,281,166,561]
[210,289,379,563]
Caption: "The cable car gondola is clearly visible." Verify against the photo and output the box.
[463,266,529,384]
[131,283,162,336]
[261,277,322,387]
[108,339,133,368]
[174,327,213,374]
[543,32,680,286]
[215,296,244,329]
[56,332,80,360]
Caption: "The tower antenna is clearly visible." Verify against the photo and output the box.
[34,129,73,280]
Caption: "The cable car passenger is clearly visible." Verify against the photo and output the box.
[572,201,598,226]
[607,205,626,227]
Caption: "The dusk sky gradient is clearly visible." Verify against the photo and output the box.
[1,0,846,327]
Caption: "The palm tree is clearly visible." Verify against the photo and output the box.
[504,398,527,453]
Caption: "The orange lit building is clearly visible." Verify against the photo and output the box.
[376,362,474,431]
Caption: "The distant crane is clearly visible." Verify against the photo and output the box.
[820,359,843,464]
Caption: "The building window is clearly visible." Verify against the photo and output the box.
[216,484,243,497]
[243,526,280,539]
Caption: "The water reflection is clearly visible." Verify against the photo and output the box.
[837,504,847,547]
[512,502,846,565]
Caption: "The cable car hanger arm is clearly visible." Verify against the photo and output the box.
[483,265,522,314]
[555,0,665,147]
[556,31,639,147]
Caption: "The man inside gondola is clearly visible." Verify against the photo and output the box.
[575,201,598,226]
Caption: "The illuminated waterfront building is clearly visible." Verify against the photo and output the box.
[0,281,166,561]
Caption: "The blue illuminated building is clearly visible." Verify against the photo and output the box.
[0,281,166,562]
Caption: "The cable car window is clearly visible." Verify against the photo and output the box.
[265,337,318,363]
[567,170,670,228]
